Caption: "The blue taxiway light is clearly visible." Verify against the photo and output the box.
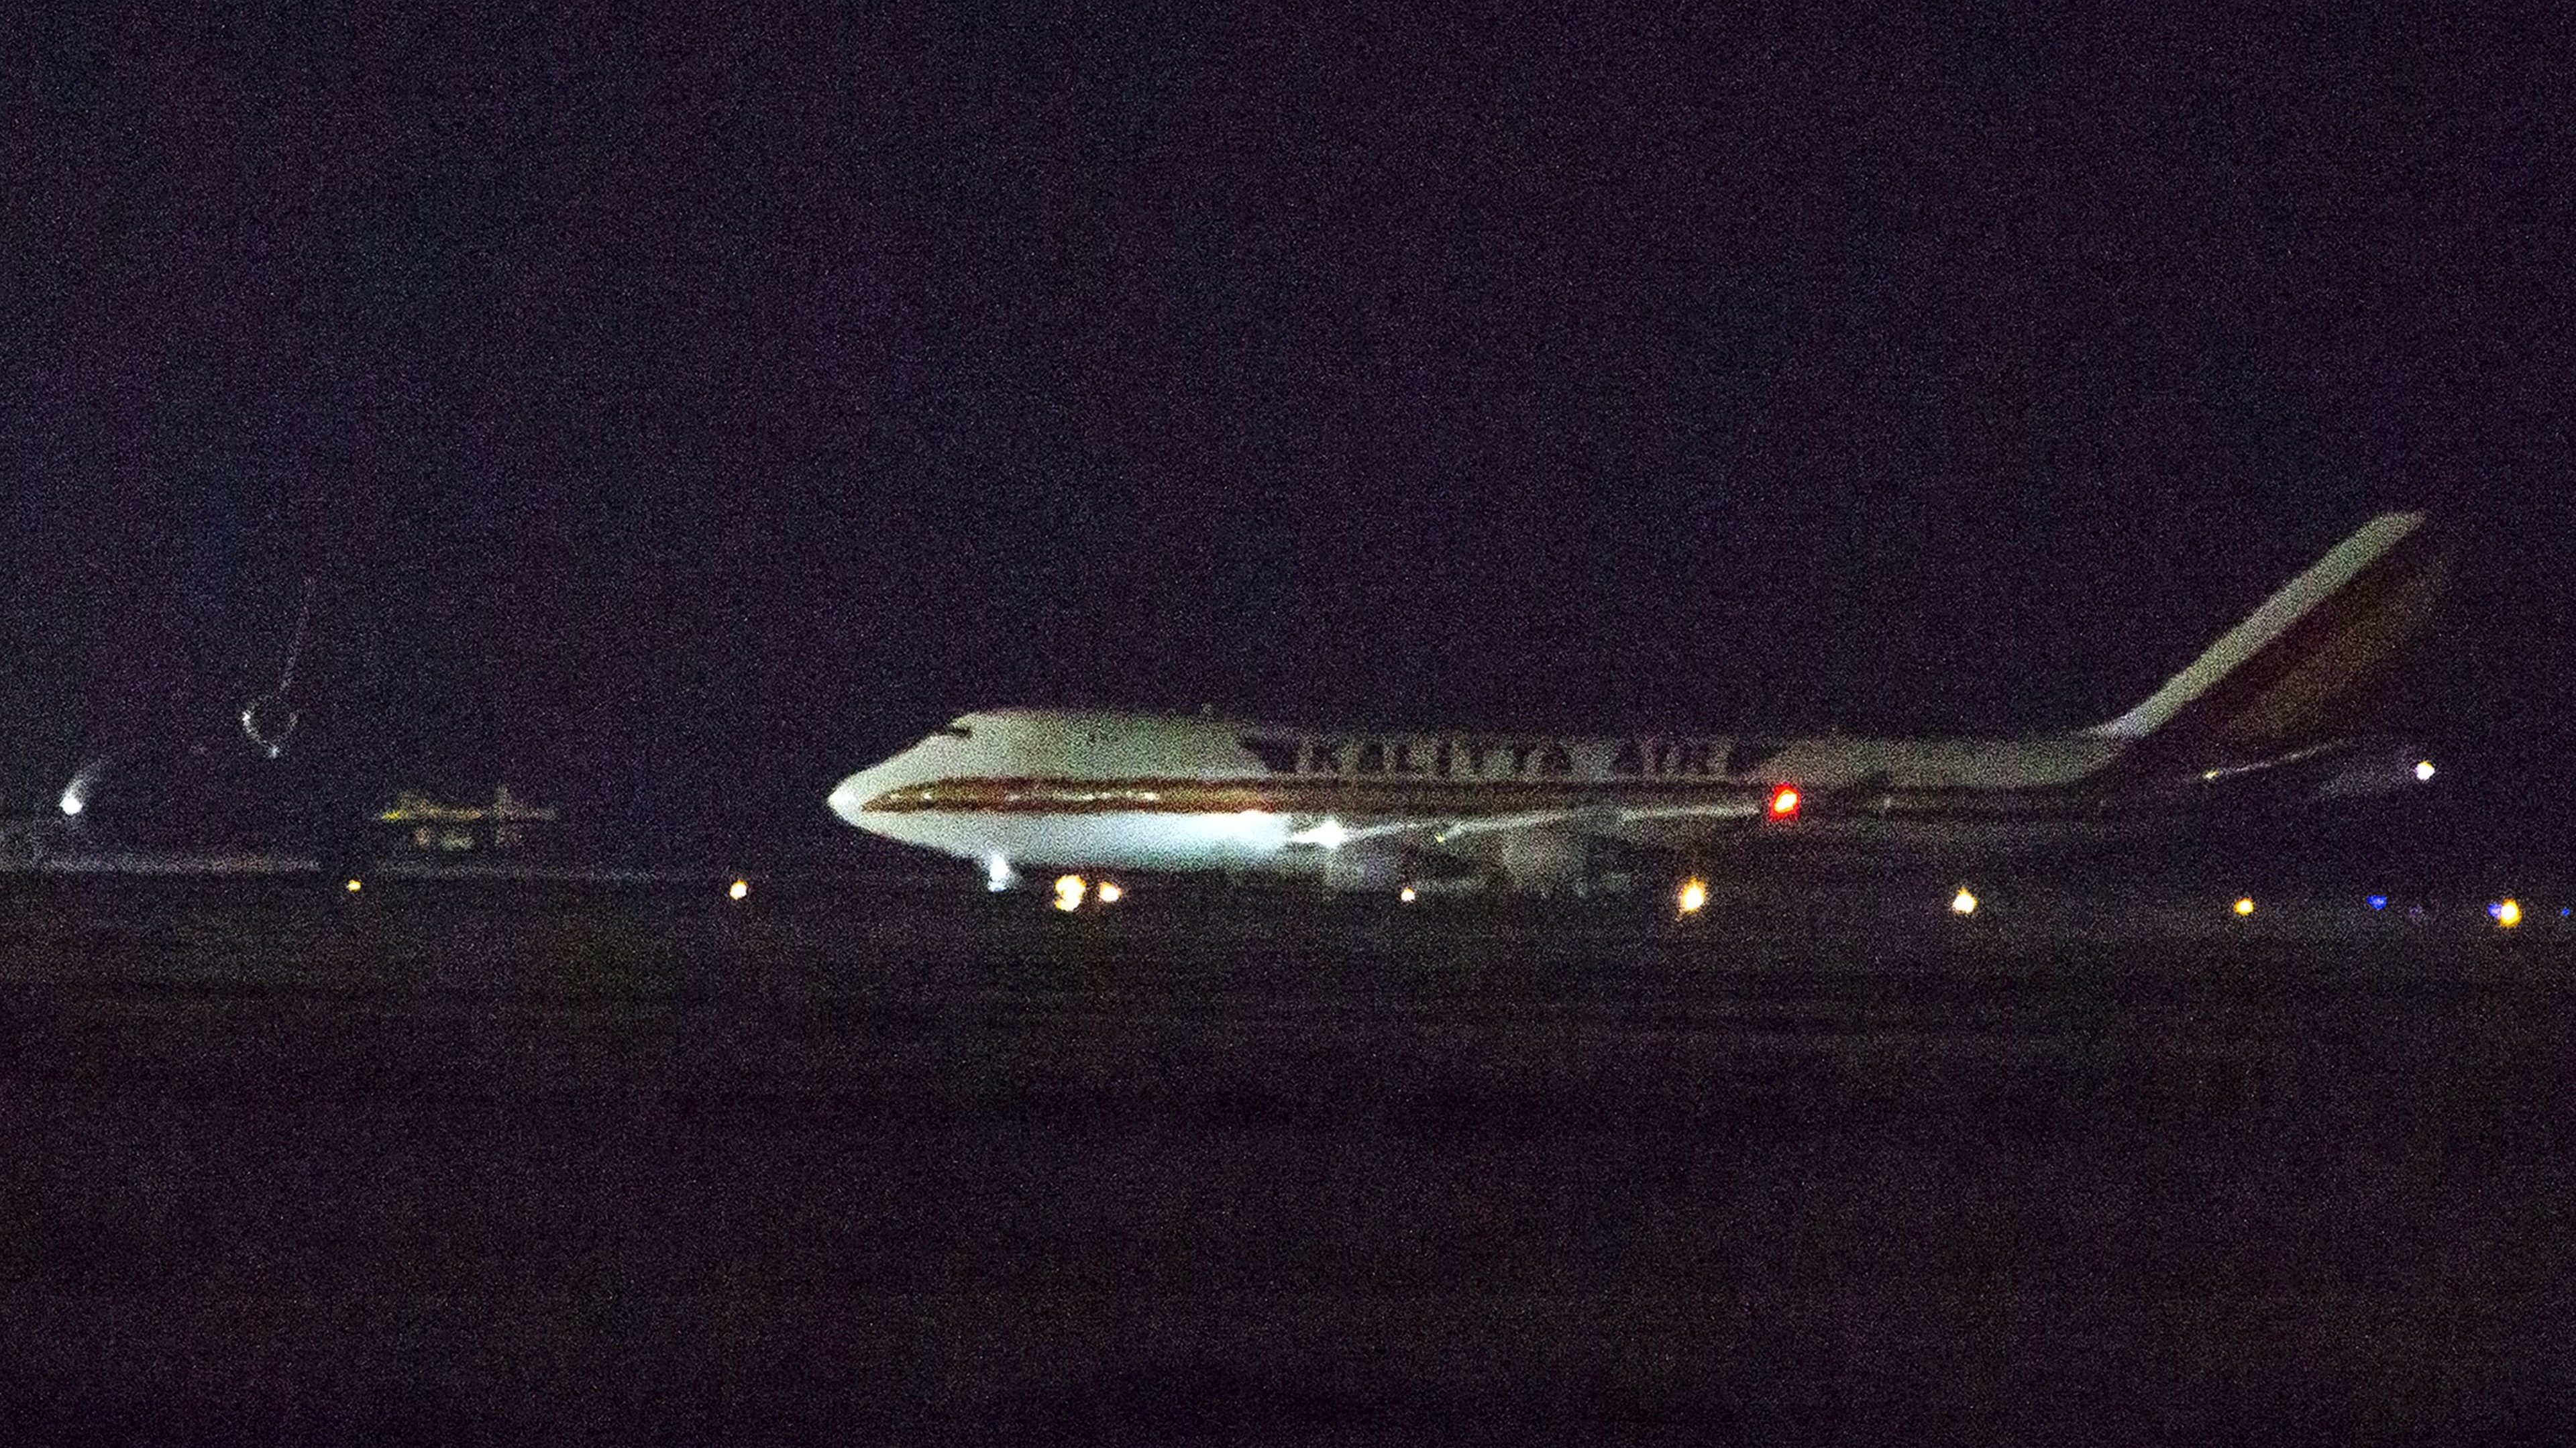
[2367,895,2387,911]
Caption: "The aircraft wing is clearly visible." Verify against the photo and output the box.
[1430,809,1609,842]
[1426,800,1771,851]
[1611,801,1766,826]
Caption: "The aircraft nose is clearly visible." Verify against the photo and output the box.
[827,769,877,827]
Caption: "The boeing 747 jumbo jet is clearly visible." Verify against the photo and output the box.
[830,512,2451,896]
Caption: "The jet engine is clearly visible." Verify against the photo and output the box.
[1494,832,1591,893]
[1320,846,1415,893]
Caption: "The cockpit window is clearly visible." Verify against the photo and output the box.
[937,724,973,739]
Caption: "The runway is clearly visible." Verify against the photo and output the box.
[3,873,2573,1443]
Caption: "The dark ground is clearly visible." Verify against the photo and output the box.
[3,875,2574,1445]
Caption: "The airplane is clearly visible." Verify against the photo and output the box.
[828,512,2454,896]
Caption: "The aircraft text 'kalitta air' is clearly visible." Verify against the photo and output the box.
[1235,736,1783,781]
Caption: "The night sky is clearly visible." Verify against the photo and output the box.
[5,9,2570,858]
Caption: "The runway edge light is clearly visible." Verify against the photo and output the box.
[1950,887,1978,917]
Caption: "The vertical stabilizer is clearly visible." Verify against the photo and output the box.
[2088,512,2450,762]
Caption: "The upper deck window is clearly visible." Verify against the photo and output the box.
[1239,737,1301,773]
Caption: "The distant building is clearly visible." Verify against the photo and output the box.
[376,785,560,852]
[0,815,60,868]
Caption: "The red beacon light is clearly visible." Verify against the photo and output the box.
[1768,784,1801,820]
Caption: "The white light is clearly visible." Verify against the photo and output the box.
[985,854,1016,892]
[2414,760,2436,783]
[1053,875,1087,912]
[1676,878,1708,915]
[1095,881,1123,905]
[1950,887,1978,917]
[729,879,750,901]
[1398,885,1418,904]
[1205,807,1291,848]
[1289,818,1350,851]
[58,787,83,818]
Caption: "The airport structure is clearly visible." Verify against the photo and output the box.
[837,514,2450,895]
[0,812,63,869]
[377,785,561,854]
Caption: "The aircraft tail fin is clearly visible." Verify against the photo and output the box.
[2088,511,2452,764]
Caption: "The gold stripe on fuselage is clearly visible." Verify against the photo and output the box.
[857,776,2130,820]
[861,777,1762,816]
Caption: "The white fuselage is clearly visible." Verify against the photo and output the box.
[828,707,2133,886]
